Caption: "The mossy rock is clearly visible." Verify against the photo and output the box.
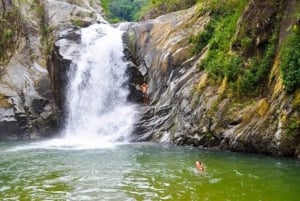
[292,90,300,111]
[71,18,91,27]
[257,99,269,117]
[0,94,12,108]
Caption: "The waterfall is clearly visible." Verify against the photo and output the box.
[61,23,136,146]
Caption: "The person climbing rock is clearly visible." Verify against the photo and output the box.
[140,82,148,105]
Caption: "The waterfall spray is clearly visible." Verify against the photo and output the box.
[61,23,136,147]
[9,23,137,150]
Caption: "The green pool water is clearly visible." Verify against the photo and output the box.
[0,140,299,201]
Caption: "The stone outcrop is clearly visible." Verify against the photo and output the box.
[139,0,197,21]
[124,1,300,158]
[124,5,210,141]
[0,0,299,159]
[45,0,106,29]
[0,0,56,139]
[46,0,106,113]
[48,28,81,115]
[0,0,103,139]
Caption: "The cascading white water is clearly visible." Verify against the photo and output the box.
[8,23,136,150]
[60,23,136,147]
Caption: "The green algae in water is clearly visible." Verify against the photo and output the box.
[0,141,300,200]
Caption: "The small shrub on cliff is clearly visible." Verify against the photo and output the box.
[101,0,110,14]
[71,19,86,27]
[190,19,215,54]
[224,54,243,81]
[198,0,247,82]
[292,90,300,112]
[0,7,21,64]
[199,0,244,17]
[232,34,253,54]
[280,29,300,93]
[286,117,300,136]
[239,37,276,94]
[148,0,197,13]
[203,51,243,81]
[195,0,286,99]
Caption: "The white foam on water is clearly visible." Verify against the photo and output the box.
[8,139,118,151]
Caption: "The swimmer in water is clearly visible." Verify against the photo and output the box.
[195,160,205,171]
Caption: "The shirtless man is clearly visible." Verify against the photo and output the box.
[195,161,205,171]
[140,82,148,105]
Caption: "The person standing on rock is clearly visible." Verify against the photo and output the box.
[140,82,148,105]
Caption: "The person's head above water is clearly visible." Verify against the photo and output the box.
[195,160,205,171]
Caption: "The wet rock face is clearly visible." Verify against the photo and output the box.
[123,6,211,142]
[124,2,300,158]
[0,0,103,139]
[0,0,12,16]
[48,28,81,111]
[125,66,144,103]
[46,0,107,114]
[0,0,59,139]
[46,0,106,29]
[232,0,286,57]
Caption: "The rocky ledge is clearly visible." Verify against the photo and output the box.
[123,2,300,158]
[0,0,103,139]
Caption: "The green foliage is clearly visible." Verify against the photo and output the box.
[101,0,198,22]
[280,29,300,93]
[199,0,244,16]
[137,0,186,20]
[293,90,300,111]
[71,19,86,27]
[101,0,110,14]
[0,7,21,64]
[190,20,215,54]
[224,54,243,81]
[33,0,44,17]
[239,38,276,94]
[238,59,258,93]
[232,34,253,53]
[193,0,284,97]
[203,50,243,81]
[3,29,13,39]
[286,117,300,136]
[149,0,197,11]
[30,0,54,57]
[100,0,149,22]
[196,0,247,82]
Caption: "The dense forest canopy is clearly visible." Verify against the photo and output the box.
[101,0,149,22]
[100,0,198,22]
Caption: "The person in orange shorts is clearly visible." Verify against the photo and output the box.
[140,82,148,105]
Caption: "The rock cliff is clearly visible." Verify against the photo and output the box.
[0,0,103,139]
[1,0,299,159]
[124,0,300,158]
